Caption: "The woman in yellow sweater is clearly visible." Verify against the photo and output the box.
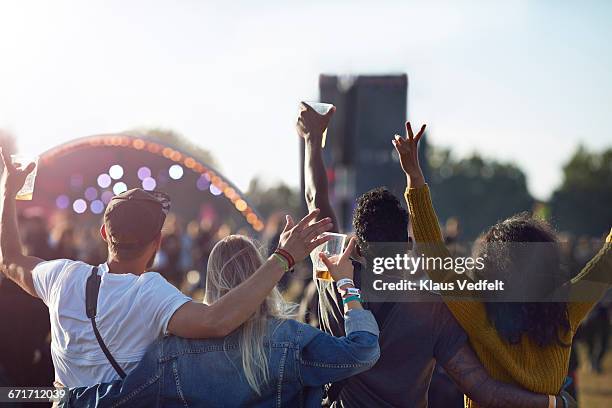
[392,122,611,408]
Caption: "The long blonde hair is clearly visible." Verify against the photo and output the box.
[205,235,295,395]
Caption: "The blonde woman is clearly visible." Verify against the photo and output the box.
[66,234,380,407]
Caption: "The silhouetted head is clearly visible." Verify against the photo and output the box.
[352,187,409,259]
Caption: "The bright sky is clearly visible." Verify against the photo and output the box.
[1,0,610,200]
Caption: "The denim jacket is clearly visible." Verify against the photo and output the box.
[63,309,380,408]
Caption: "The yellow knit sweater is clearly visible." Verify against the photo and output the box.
[405,185,612,408]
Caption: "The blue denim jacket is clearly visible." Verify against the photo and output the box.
[63,309,379,408]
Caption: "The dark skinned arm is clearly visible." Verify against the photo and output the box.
[297,102,339,232]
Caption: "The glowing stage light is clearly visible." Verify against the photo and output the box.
[84,187,98,201]
[101,190,114,204]
[97,174,112,188]
[109,164,124,180]
[56,195,70,209]
[142,177,157,191]
[113,182,128,195]
[90,200,105,214]
[209,184,222,196]
[186,270,201,285]
[196,175,210,191]
[235,199,247,212]
[169,164,184,180]
[137,166,151,180]
[73,199,87,214]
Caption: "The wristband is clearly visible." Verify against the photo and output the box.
[275,248,295,269]
[342,295,362,305]
[560,394,568,408]
[336,278,354,290]
[343,287,361,297]
[548,395,556,408]
[272,253,290,273]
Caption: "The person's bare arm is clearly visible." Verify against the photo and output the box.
[297,102,339,231]
[0,149,44,297]
[444,343,571,408]
[167,210,334,339]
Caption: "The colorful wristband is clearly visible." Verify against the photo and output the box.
[342,295,362,305]
[274,248,295,269]
[272,253,289,272]
[343,287,361,297]
[336,278,354,290]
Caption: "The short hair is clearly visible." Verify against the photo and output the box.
[108,240,154,261]
[352,187,409,256]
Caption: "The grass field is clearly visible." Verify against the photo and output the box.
[576,343,612,407]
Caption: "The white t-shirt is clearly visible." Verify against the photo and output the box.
[32,260,191,388]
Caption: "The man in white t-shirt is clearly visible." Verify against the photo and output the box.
[0,149,333,388]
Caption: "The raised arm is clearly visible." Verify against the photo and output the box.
[443,343,575,408]
[0,148,44,297]
[297,102,339,232]
[392,123,464,285]
[167,210,334,339]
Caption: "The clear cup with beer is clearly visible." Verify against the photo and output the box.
[311,232,347,281]
[11,154,39,200]
[301,102,335,148]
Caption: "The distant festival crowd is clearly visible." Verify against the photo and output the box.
[0,104,610,408]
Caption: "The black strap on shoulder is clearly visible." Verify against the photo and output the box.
[86,267,127,379]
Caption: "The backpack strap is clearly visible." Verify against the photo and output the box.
[86,266,127,379]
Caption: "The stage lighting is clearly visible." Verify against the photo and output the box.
[196,175,210,191]
[235,199,247,212]
[137,166,152,181]
[113,182,128,195]
[109,164,124,180]
[90,200,105,214]
[56,195,70,209]
[84,187,98,201]
[97,174,112,188]
[186,270,201,285]
[142,177,157,191]
[101,190,114,204]
[73,199,87,214]
[209,184,222,196]
[169,164,184,180]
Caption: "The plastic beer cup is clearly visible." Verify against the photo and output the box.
[302,102,335,148]
[11,155,39,201]
[311,232,347,281]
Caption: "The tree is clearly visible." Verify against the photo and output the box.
[550,146,612,236]
[245,179,300,220]
[427,146,534,240]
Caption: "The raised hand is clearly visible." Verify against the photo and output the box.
[296,102,336,143]
[0,148,36,197]
[319,236,357,281]
[392,121,426,187]
[278,209,333,262]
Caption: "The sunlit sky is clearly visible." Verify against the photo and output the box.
[1,0,610,200]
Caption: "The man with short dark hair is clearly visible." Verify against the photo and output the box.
[0,148,333,388]
[297,104,566,407]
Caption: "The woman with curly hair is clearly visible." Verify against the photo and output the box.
[393,121,611,408]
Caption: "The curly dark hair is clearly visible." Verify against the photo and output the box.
[477,212,570,347]
[352,187,409,257]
